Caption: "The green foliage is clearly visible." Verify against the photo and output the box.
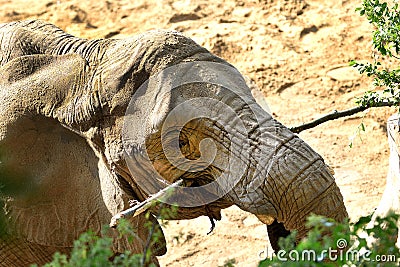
[352,212,399,257]
[259,213,400,266]
[29,202,179,267]
[349,121,367,148]
[356,0,400,57]
[219,258,237,267]
[1,148,179,267]
[351,0,400,108]
[31,226,144,267]
[29,216,166,267]
[31,200,178,266]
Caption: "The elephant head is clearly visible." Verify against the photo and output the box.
[0,20,348,265]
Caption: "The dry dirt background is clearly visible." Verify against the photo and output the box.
[0,0,398,266]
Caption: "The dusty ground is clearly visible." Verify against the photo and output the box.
[0,0,397,266]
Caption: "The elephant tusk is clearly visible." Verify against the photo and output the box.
[110,179,183,228]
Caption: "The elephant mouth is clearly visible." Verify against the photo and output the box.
[173,172,233,208]
[177,173,293,252]
[177,165,222,186]
[117,160,294,253]
[116,161,294,253]
[180,170,296,252]
[175,168,224,197]
[179,173,291,253]
[179,175,214,187]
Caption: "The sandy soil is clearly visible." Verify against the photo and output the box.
[0,0,397,266]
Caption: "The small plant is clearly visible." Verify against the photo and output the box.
[219,258,237,267]
[31,214,170,267]
[259,213,400,266]
[351,0,400,109]
[31,222,144,267]
[348,120,367,148]
[32,198,178,266]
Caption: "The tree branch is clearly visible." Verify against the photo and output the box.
[289,101,397,134]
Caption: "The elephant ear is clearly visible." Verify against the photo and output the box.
[0,53,103,130]
[0,54,151,253]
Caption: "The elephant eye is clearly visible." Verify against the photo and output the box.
[179,139,188,149]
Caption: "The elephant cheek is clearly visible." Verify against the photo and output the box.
[151,160,185,183]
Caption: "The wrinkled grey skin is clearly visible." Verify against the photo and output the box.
[0,20,348,266]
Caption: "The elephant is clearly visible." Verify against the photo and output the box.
[0,20,348,266]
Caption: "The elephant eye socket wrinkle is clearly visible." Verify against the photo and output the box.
[179,139,188,149]
[178,132,192,155]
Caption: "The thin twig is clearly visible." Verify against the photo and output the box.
[290,101,397,134]
[109,179,183,228]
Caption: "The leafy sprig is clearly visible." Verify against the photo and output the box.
[352,0,400,108]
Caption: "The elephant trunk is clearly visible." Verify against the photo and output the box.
[280,166,348,239]
[225,116,348,244]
